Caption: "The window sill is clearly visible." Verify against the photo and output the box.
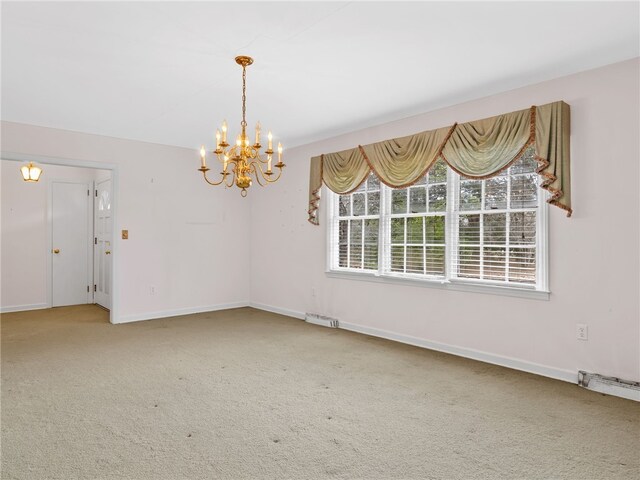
[325,270,550,301]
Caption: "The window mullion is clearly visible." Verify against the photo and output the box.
[360,218,365,269]
[329,190,336,271]
[505,212,512,283]
[505,173,512,283]
[378,183,388,275]
[334,192,341,271]
[424,182,428,276]
[422,215,427,274]
[347,218,351,269]
[446,167,457,281]
[403,217,407,274]
[362,191,367,270]
[537,175,548,291]
[479,180,485,280]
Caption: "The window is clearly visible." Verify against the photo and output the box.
[329,146,548,295]
[336,174,380,270]
[387,159,447,276]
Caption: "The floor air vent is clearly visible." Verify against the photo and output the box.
[305,313,339,328]
[578,371,640,402]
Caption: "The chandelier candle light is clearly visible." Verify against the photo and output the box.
[198,55,284,197]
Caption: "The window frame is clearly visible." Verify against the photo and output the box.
[326,164,550,301]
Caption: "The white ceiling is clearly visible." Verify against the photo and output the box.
[2,2,638,150]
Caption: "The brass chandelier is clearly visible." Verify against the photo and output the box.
[198,55,284,197]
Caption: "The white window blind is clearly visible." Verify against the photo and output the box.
[329,146,547,292]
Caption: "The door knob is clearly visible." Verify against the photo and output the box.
[52,249,60,254]
[105,251,111,255]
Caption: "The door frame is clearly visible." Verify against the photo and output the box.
[93,177,113,310]
[49,180,94,306]
[1,152,120,324]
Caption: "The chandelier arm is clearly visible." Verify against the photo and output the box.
[268,166,285,184]
[251,160,284,184]
[249,162,267,186]
[254,154,270,165]
[202,169,227,186]
[225,163,236,188]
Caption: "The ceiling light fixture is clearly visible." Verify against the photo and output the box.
[197,55,284,197]
[20,162,42,182]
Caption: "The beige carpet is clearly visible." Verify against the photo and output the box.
[1,305,638,480]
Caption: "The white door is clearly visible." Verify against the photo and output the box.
[52,182,92,307]
[94,178,112,309]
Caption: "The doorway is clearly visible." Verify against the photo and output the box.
[50,170,114,310]
[1,154,119,323]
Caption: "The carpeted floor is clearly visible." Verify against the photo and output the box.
[1,305,638,480]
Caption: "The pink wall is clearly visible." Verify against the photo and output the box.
[249,59,640,382]
[1,124,251,321]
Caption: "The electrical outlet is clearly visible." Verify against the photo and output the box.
[311,287,316,297]
[150,286,156,295]
[576,323,588,341]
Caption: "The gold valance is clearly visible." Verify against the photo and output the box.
[308,101,571,225]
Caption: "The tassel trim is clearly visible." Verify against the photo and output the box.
[535,153,573,217]
[307,155,324,225]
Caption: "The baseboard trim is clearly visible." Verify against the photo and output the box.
[339,321,577,384]
[244,304,578,385]
[0,303,49,313]
[249,302,306,320]
[115,301,250,324]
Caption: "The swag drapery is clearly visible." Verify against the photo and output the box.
[308,101,571,225]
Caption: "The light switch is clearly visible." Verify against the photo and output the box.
[122,230,129,240]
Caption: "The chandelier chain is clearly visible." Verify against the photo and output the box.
[241,66,247,130]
